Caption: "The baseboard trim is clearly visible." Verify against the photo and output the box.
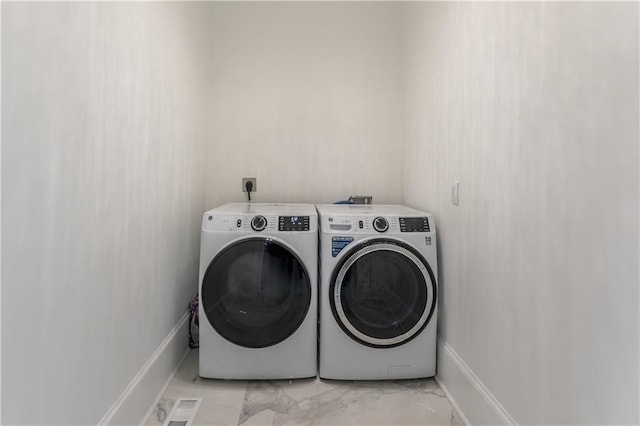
[435,374,471,426]
[98,312,190,426]
[436,337,517,425]
[140,345,191,425]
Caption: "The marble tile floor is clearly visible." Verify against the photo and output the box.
[146,349,463,426]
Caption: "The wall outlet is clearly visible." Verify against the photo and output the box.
[452,181,460,206]
[242,177,257,192]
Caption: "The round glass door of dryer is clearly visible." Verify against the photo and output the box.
[201,238,311,348]
[330,239,436,348]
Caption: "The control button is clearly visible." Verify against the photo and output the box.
[236,219,242,228]
[208,216,213,221]
[373,217,389,233]
[251,215,267,231]
[358,220,364,229]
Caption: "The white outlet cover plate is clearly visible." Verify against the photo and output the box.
[242,178,257,192]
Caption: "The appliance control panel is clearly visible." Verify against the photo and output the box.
[322,215,434,234]
[278,216,311,231]
[203,213,316,232]
[399,217,430,232]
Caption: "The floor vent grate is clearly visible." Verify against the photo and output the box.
[162,398,202,426]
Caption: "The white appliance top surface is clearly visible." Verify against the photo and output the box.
[206,202,317,216]
[315,204,431,217]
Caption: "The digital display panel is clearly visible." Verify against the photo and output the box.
[279,216,310,231]
[399,217,430,232]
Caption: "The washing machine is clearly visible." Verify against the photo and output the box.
[316,204,438,380]
[198,203,317,379]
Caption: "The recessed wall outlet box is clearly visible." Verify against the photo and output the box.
[452,181,460,206]
[242,177,257,192]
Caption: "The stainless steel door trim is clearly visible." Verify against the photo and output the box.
[333,242,434,346]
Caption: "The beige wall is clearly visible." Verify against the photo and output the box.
[2,2,638,424]
[2,3,210,423]
[205,2,404,208]
[402,2,639,424]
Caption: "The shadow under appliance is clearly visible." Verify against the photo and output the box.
[198,203,317,379]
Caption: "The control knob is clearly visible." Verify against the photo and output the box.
[251,215,267,231]
[373,217,389,233]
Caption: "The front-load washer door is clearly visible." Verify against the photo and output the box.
[202,237,311,348]
[330,239,437,348]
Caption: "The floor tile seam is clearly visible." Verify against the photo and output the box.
[235,380,252,426]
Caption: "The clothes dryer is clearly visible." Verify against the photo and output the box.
[199,203,317,379]
[316,204,438,380]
